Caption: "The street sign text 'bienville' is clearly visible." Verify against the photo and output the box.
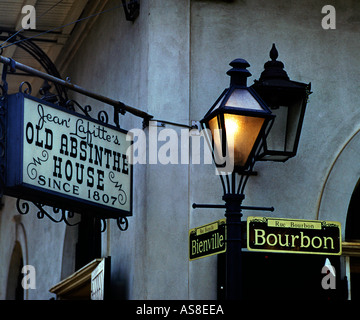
[189,219,226,261]
[4,93,132,217]
[247,217,341,255]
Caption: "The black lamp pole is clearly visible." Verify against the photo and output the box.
[194,178,274,300]
[223,193,244,300]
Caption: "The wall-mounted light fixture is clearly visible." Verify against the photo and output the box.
[252,44,311,162]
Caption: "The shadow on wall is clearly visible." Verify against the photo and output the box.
[6,241,24,300]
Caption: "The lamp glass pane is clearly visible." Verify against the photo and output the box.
[286,97,304,151]
[225,89,263,111]
[210,98,223,114]
[264,97,304,157]
[265,106,288,151]
[208,116,223,165]
[224,114,265,167]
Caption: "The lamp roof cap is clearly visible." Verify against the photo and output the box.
[226,58,251,86]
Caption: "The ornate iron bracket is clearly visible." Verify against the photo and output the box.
[100,216,129,232]
[0,28,69,104]
[121,0,140,21]
[15,198,129,232]
[16,198,81,227]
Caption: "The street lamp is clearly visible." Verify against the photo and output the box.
[198,47,309,300]
[201,58,274,173]
[200,58,275,300]
[252,44,311,162]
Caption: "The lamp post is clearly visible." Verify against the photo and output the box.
[200,59,274,300]
[199,46,310,300]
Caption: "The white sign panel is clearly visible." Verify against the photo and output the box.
[20,97,132,216]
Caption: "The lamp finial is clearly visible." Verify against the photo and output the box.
[258,44,289,81]
[270,43,278,61]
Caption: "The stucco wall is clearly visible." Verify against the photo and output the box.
[0,197,66,299]
[65,0,191,299]
[189,0,360,299]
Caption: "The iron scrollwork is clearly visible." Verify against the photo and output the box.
[63,99,112,127]
[100,217,129,232]
[64,99,92,117]
[16,198,81,227]
[98,110,109,124]
[117,217,129,231]
[15,198,129,231]
[35,80,122,128]
[19,81,32,95]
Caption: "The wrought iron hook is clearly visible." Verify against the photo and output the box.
[121,0,140,21]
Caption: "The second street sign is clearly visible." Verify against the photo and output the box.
[189,219,226,261]
[247,216,342,255]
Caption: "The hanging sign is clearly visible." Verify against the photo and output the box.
[247,216,341,255]
[4,93,132,217]
[189,219,226,261]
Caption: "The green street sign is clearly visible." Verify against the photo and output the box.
[189,219,227,261]
[247,216,342,255]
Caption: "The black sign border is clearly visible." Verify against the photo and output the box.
[189,219,227,261]
[247,217,342,256]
